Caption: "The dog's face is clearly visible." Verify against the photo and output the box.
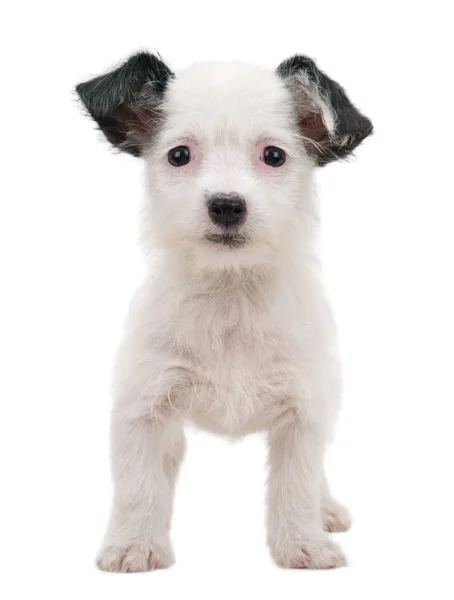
[147,62,312,266]
[77,54,372,268]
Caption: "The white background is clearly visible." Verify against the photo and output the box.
[1,1,453,598]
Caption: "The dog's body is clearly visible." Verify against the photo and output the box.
[77,54,371,571]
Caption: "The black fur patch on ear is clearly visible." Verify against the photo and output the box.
[76,52,174,156]
[277,55,373,166]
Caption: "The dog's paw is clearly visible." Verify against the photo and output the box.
[96,542,173,573]
[323,500,352,533]
[290,538,346,569]
[273,536,346,569]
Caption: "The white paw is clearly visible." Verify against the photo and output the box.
[323,500,352,533]
[273,536,346,569]
[96,541,173,573]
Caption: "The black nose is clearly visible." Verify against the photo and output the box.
[207,194,247,228]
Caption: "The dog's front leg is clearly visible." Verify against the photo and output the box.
[97,408,185,573]
[267,409,345,568]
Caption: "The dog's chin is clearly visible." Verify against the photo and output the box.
[191,232,276,271]
[204,232,249,250]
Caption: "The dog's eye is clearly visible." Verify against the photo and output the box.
[262,146,286,167]
[168,146,191,167]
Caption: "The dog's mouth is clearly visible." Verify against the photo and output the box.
[205,232,248,248]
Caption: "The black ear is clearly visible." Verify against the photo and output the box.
[76,52,174,156]
[277,55,373,166]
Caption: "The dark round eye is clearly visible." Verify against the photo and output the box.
[168,146,191,167]
[263,146,286,167]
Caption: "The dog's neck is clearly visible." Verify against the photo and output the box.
[154,240,320,304]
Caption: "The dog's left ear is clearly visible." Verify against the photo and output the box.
[76,52,174,156]
[277,55,373,166]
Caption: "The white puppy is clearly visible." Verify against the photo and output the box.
[77,53,372,572]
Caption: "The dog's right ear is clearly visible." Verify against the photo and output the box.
[277,55,373,166]
[76,52,174,157]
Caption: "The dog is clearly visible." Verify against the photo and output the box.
[76,52,372,572]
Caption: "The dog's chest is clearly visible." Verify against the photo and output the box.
[168,285,301,435]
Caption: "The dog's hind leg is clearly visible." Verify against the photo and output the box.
[321,472,352,533]
[96,409,186,573]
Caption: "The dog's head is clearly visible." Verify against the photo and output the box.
[77,53,372,269]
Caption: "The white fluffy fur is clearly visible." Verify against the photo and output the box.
[96,61,350,572]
